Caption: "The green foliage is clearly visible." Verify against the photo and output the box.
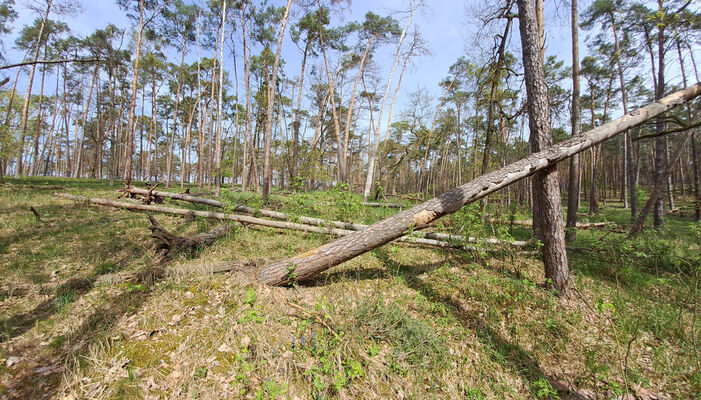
[53,290,77,313]
[354,298,447,367]
[255,379,287,400]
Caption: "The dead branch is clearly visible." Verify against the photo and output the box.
[0,58,101,70]
[29,206,44,223]
[147,214,234,256]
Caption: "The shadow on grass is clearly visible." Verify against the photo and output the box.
[3,272,159,400]
[0,278,93,343]
[367,247,562,398]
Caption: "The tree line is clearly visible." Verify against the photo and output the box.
[0,0,698,228]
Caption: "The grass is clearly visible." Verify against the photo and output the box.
[0,176,699,399]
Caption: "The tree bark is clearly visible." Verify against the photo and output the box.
[16,0,52,177]
[262,0,293,200]
[363,4,415,201]
[316,0,346,183]
[256,83,701,286]
[516,0,569,294]
[214,0,227,197]
[652,0,666,228]
[123,0,145,182]
[565,0,581,242]
[166,30,189,188]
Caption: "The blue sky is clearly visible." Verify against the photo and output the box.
[3,0,578,101]
[4,0,691,141]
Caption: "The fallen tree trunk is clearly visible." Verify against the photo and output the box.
[485,218,615,228]
[147,215,234,256]
[57,193,520,250]
[363,202,402,208]
[122,186,529,245]
[257,83,701,286]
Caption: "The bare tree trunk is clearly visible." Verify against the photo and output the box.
[516,0,569,294]
[167,31,189,187]
[214,0,227,197]
[240,1,252,191]
[256,83,701,286]
[291,42,310,183]
[76,65,99,179]
[565,0,581,242]
[364,5,415,202]
[481,11,514,218]
[123,0,145,182]
[1,62,22,178]
[30,51,48,176]
[678,39,700,221]
[16,0,52,177]
[262,0,292,200]
[316,0,346,183]
[653,0,666,227]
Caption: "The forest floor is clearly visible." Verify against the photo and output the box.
[0,177,699,400]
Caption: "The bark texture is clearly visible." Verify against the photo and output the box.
[565,0,581,242]
[517,0,569,294]
[257,83,701,286]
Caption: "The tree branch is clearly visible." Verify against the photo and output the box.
[0,58,101,70]
[633,119,701,141]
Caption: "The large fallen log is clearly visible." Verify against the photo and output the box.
[122,186,530,246]
[257,83,701,286]
[57,193,517,250]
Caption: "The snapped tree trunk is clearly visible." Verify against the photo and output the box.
[256,83,701,286]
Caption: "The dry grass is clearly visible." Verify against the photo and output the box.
[0,177,699,399]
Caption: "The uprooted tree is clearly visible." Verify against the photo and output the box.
[256,83,701,288]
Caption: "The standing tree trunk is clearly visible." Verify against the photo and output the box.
[215,0,227,197]
[240,2,253,191]
[516,0,569,294]
[76,65,99,179]
[677,39,700,221]
[607,11,634,214]
[652,0,666,228]
[123,0,145,183]
[1,62,22,178]
[317,0,346,183]
[291,41,310,183]
[166,31,189,188]
[262,0,293,201]
[565,0,581,242]
[30,49,48,176]
[480,10,514,218]
[363,4,415,202]
[16,0,52,177]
